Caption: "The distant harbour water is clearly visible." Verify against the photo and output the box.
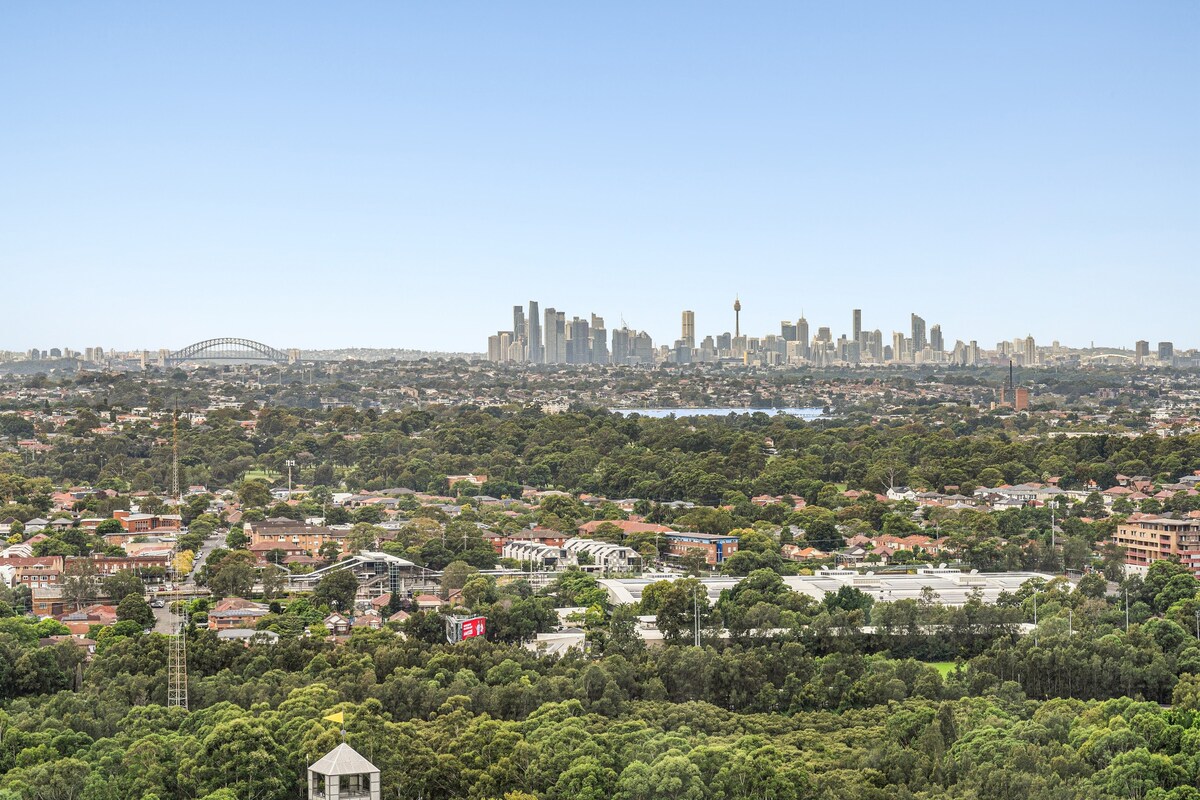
[612,407,827,419]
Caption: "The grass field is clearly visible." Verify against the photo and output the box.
[926,661,959,677]
[243,469,281,483]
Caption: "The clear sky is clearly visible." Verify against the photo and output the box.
[2,3,1196,353]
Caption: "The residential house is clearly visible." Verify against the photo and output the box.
[207,598,269,631]
[413,594,442,611]
[60,604,118,636]
[781,544,828,561]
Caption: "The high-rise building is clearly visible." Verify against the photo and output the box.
[910,314,927,353]
[1023,335,1036,366]
[512,306,525,344]
[632,331,654,364]
[543,308,559,363]
[591,322,609,364]
[716,332,732,352]
[852,309,862,345]
[892,332,906,363]
[796,317,810,360]
[567,317,591,364]
[681,310,695,349]
[780,321,797,342]
[1158,341,1175,361]
[611,328,630,364]
[869,330,884,362]
[733,297,741,339]
[526,301,542,363]
[930,324,944,353]
[1135,340,1150,361]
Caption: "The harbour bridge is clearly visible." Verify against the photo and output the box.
[165,338,296,366]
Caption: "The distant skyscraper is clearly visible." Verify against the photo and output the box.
[526,301,542,363]
[512,306,525,343]
[590,318,609,364]
[910,314,927,353]
[1158,341,1175,361]
[1023,335,1036,366]
[611,328,630,364]
[543,307,561,364]
[930,324,944,353]
[554,313,566,362]
[1135,340,1150,361]
[681,310,695,348]
[797,317,809,360]
[852,309,862,345]
[733,297,741,338]
[780,321,797,342]
[567,317,591,364]
[632,331,654,364]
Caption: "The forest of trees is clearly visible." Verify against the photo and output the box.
[0,560,1198,798]
[6,403,1200,504]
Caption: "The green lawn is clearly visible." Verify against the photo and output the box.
[926,661,958,677]
[243,469,281,483]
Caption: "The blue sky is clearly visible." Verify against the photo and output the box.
[2,3,1196,353]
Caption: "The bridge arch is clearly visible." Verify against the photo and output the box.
[166,338,293,365]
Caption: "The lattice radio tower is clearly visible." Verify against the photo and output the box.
[167,407,189,710]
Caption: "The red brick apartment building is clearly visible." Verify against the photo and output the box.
[664,532,740,566]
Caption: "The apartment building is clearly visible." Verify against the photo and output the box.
[1111,517,1200,576]
[246,518,347,555]
[663,532,740,566]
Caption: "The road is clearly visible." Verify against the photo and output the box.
[150,532,220,634]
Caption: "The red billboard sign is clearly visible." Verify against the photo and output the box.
[460,616,486,639]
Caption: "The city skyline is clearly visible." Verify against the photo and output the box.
[2,4,1197,351]
[487,297,1195,367]
[9,291,1198,364]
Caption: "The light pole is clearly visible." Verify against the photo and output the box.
[694,584,702,648]
[1050,504,1056,551]
[285,459,296,496]
[1033,591,1038,647]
